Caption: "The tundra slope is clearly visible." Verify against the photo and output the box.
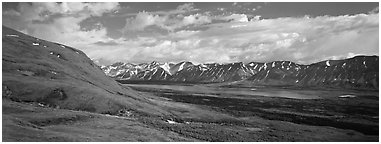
[102,56,378,90]
[2,26,167,115]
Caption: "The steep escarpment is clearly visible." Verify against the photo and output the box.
[2,26,166,115]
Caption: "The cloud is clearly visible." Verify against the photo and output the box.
[220,14,249,22]
[182,14,211,25]
[123,11,164,31]
[55,11,380,65]
[94,41,119,46]
[4,2,119,22]
[118,13,378,64]
[116,3,199,18]
[369,6,379,14]
[3,2,119,33]
[3,3,379,65]
[176,3,196,12]
[26,15,111,49]
[123,12,211,32]
[149,3,199,16]
[2,2,120,61]
[121,3,212,32]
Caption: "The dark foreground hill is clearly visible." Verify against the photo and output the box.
[103,56,378,90]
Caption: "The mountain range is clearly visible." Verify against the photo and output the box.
[101,56,379,90]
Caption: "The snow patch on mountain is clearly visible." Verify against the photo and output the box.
[6,34,19,37]
[159,63,172,75]
[264,63,268,70]
[176,62,183,72]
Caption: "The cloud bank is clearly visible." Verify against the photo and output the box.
[3,2,379,65]
[119,11,379,64]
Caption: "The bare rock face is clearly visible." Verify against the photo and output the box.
[2,26,166,115]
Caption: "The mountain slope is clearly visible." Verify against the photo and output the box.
[246,56,379,89]
[2,26,167,115]
[102,56,378,90]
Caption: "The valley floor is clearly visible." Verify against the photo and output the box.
[3,83,379,142]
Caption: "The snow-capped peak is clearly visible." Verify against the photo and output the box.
[198,63,209,71]
[151,61,160,65]
[199,63,208,68]
[160,63,172,75]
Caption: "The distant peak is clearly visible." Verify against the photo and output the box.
[150,61,160,65]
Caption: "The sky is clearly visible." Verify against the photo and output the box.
[2,2,379,65]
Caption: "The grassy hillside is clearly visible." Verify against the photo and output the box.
[2,26,168,115]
